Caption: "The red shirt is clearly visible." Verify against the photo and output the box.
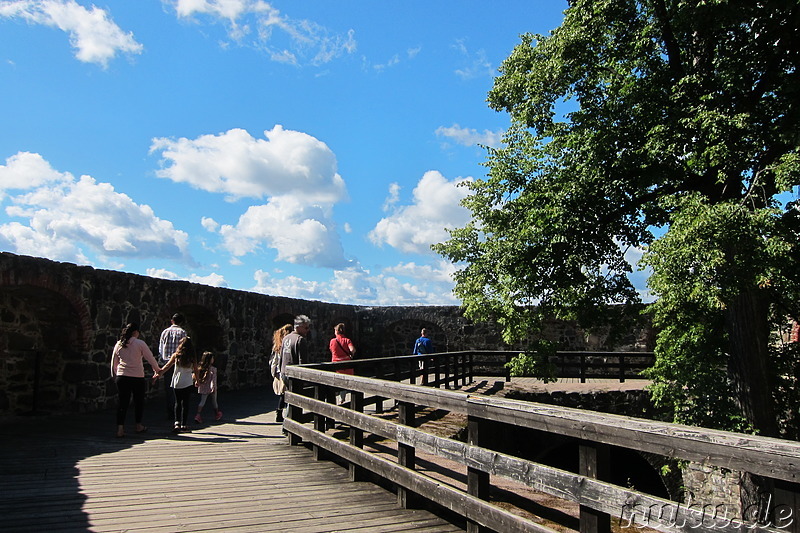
[329,334,355,375]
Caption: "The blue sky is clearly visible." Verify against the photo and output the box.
[0,0,574,305]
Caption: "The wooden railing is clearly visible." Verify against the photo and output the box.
[284,353,799,533]
[315,350,655,384]
[463,350,654,383]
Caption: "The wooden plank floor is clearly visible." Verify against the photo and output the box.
[0,388,463,533]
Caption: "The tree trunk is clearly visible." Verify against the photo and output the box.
[725,287,778,438]
[726,288,778,522]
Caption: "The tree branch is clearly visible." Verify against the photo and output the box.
[653,0,685,80]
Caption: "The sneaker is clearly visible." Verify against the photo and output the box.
[215,410,223,421]
[181,425,191,433]
[194,413,202,424]
[172,423,181,433]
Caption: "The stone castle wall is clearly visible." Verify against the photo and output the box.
[0,252,652,417]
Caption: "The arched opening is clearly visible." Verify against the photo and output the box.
[272,313,294,331]
[487,424,675,503]
[382,319,447,357]
[0,286,87,415]
[173,304,227,383]
[536,440,673,500]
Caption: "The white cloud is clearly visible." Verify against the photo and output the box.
[216,195,346,268]
[169,0,356,66]
[0,220,90,264]
[0,0,143,67]
[0,152,192,265]
[152,125,350,268]
[173,0,259,21]
[150,125,347,203]
[147,267,228,287]
[369,170,472,254]
[435,123,502,148]
[384,259,457,284]
[252,261,459,306]
[382,182,401,212]
[0,151,71,199]
[452,39,493,80]
[373,53,399,72]
[201,216,219,232]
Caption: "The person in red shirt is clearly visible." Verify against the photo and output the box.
[330,323,356,405]
[329,323,356,374]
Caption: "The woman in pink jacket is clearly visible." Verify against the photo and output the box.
[111,323,161,438]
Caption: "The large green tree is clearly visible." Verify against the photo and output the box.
[435,0,800,437]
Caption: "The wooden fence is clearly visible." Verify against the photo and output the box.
[284,352,799,533]
[463,350,655,383]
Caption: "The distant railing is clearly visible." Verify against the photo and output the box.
[316,350,655,384]
[284,353,799,533]
[464,350,654,382]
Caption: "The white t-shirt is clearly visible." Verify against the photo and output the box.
[171,364,194,389]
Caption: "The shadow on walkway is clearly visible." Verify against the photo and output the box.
[0,386,278,532]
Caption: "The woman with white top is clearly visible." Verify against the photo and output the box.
[156,336,198,433]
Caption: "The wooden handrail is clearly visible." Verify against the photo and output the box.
[282,355,793,533]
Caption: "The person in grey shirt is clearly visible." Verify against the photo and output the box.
[158,313,187,420]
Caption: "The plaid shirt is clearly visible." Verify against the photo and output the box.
[159,324,187,364]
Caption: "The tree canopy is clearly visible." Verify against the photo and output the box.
[434,0,800,437]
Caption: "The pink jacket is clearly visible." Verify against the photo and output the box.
[111,338,159,378]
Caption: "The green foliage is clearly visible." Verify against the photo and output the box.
[504,340,558,381]
[772,338,800,441]
[436,0,800,435]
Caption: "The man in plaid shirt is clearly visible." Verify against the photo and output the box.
[159,313,187,420]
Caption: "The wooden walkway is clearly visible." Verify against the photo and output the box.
[0,388,463,533]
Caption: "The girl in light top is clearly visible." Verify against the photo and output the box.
[111,323,161,438]
[194,351,222,423]
[156,336,197,433]
[271,324,293,422]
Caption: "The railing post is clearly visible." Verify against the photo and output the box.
[579,441,610,533]
[374,365,384,414]
[468,352,474,385]
[349,390,365,482]
[435,356,442,388]
[397,400,417,508]
[467,415,490,533]
[505,352,511,382]
[444,354,451,389]
[580,354,587,383]
[313,384,327,461]
[287,378,302,446]
[619,353,626,383]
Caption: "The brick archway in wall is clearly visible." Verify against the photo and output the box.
[174,304,226,377]
[272,313,294,331]
[0,285,89,414]
[382,319,447,357]
[0,276,92,352]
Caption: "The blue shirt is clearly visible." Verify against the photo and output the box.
[413,336,433,354]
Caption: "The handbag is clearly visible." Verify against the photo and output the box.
[273,376,286,396]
